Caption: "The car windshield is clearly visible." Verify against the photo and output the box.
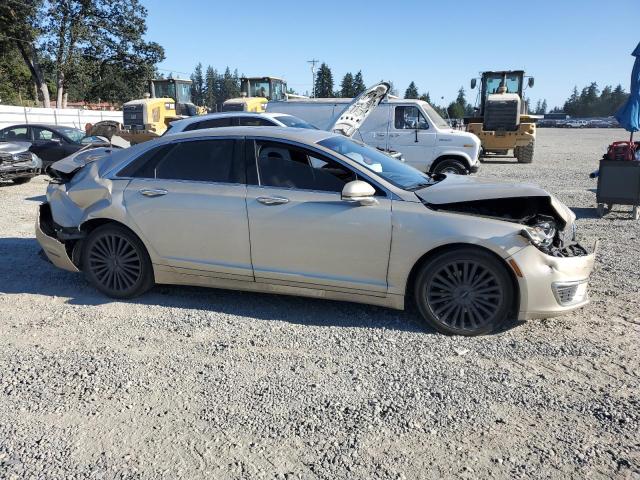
[318,136,433,190]
[274,115,317,129]
[421,103,450,129]
[57,127,85,143]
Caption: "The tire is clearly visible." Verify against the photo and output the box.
[413,247,514,336]
[432,158,468,175]
[516,141,534,163]
[596,203,609,218]
[81,224,154,298]
[12,177,32,185]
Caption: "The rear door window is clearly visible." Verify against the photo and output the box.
[183,117,233,131]
[238,117,276,127]
[0,126,30,141]
[120,139,244,183]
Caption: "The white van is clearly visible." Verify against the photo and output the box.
[267,98,481,175]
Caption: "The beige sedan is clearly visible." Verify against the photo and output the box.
[37,127,596,336]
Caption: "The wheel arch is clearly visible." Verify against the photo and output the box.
[404,242,520,314]
[429,154,472,173]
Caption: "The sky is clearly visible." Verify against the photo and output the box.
[142,0,638,109]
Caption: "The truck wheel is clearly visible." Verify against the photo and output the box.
[432,159,468,175]
[516,141,535,163]
[12,177,32,185]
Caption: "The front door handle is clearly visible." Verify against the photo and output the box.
[139,188,168,197]
[257,196,289,206]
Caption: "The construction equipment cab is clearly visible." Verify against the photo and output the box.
[466,70,536,163]
[121,78,205,144]
[222,77,287,112]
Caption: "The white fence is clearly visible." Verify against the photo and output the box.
[0,105,123,130]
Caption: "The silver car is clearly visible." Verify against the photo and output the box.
[37,127,596,336]
[164,112,317,135]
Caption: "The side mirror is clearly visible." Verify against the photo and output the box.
[528,77,535,88]
[341,180,378,206]
[470,78,477,90]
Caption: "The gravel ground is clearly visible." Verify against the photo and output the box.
[0,128,638,479]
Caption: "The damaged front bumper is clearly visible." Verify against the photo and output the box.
[35,203,79,272]
[509,241,598,320]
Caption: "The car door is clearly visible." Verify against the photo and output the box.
[30,127,69,166]
[386,105,437,172]
[121,137,253,279]
[245,139,392,294]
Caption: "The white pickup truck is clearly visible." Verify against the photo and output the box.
[267,93,481,175]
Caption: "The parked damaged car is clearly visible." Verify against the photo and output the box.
[0,141,42,184]
[36,127,596,336]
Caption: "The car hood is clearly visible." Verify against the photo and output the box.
[415,174,574,225]
[331,82,390,138]
[49,146,115,174]
[0,141,31,154]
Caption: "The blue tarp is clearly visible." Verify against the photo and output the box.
[615,42,640,133]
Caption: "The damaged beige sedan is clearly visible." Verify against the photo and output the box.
[37,127,596,336]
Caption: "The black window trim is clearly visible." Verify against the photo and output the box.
[246,136,391,198]
[112,136,246,186]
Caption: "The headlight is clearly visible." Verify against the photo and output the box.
[522,220,557,248]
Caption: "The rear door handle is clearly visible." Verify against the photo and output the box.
[257,196,289,206]
[139,188,168,197]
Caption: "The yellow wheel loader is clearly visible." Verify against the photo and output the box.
[466,70,536,163]
[119,78,207,144]
[222,76,288,112]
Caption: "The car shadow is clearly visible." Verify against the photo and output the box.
[25,194,47,202]
[571,207,600,220]
[1,236,524,335]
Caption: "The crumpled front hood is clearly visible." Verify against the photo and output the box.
[0,141,31,154]
[415,174,574,225]
[416,174,548,203]
[50,147,114,174]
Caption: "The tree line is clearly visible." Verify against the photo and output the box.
[0,0,163,107]
[558,83,628,117]
[188,63,241,111]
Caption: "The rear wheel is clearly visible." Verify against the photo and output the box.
[82,224,154,298]
[432,158,468,175]
[414,248,514,336]
[12,177,32,185]
[516,141,535,163]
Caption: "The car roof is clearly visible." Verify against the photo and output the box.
[1,123,81,130]
[169,111,293,127]
[161,125,337,144]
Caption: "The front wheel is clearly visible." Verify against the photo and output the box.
[432,159,468,175]
[516,141,535,163]
[82,224,154,298]
[414,248,514,336]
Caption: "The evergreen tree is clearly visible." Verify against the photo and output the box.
[419,92,431,104]
[541,99,548,115]
[340,72,354,97]
[204,65,217,111]
[314,62,333,98]
[404,81,419,99]
[447,102,465,119]
[352,71,366,95]
[190,63,205,106]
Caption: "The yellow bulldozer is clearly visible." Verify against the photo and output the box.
[118,78,207,144]
[222,76,288,112]
[465,70,536,163]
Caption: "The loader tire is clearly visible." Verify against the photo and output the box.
[516,141,535,163]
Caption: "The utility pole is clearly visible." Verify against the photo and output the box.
[307,59,319,98]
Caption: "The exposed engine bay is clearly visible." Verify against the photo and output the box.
[425,196,588,258]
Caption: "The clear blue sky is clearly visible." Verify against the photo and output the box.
[142,0,638,109]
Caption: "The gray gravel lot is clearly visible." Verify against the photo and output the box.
[0,128,638,479]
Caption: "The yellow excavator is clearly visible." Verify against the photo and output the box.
[118,78,207,144]
[222,76,288,112]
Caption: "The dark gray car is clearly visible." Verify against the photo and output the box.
[0,141,42,184]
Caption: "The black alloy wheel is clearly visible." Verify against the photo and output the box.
[82,224,153,298]
[414,248,513,336]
